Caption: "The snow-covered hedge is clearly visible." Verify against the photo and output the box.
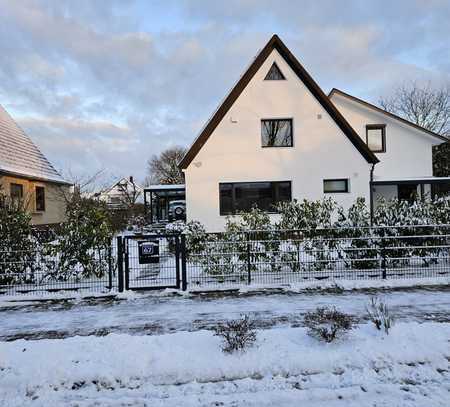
[180,196,450,277]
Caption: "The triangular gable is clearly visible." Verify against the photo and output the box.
[264,62,285,80]
[329,88,449,144]
[179,35,378,169]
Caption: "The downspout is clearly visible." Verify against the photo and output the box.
[369,163,376,225]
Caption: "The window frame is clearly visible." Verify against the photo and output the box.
[219,181,292,216]
[323,178,350,194]
[261,118,294,148]
[10,183,24,200]
[35,186,46,212]
[365,124,386,153]
[264,62,286,81]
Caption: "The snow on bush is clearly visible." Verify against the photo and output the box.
[213,315,257,353]
[303,307,354,342]
[366,297,394,334]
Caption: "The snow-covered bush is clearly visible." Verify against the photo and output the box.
[336,198,379,270]
[0,190,37,285]
[47,197,113,280]
[366,297,394,335]
[213,315,257,353]
[303,307,354,343]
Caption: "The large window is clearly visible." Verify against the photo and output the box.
[366,124,386,153]
[219,181,291,215]
[10,183,23,201]
[323,179,349,193]
[261,119,293,147]
[35,186,45,211]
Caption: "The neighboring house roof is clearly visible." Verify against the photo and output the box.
[103,177,143,196]
[179,34,379,169]
[329,88,449,143]
[0,104,70,185]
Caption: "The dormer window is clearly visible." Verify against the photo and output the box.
[261,119,293,147]
[264,62,285,80]
[366,124,386,153]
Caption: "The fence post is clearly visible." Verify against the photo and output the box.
[180,234,187,291]
[175,235,181,289]
[107,244,113,290]
[246,232,252,285]
[381,238,387,279]
[117,236,124,292]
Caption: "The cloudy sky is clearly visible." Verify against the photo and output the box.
[1,0,449,183]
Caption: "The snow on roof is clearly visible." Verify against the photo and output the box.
[144,184,185,191]
[0,104,70,184]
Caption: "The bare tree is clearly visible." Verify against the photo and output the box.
[114,176,141,211]
[380,82,450,176]
[146,146,186,185]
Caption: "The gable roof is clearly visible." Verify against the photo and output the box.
[179,34,379,169]
[329,88,449,143]
[0,104,70,185]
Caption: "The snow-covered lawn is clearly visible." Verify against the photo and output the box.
[1,322,449,406]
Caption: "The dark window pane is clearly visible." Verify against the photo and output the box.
[398,184,418,203]
[264,62,285,80]
[35,186,45,211]
[261,119,292,147]
[219,184,233,215]
[277,181,292,202]
[219,181,291,215]
[323,179,349,193]
[10,183,23,200]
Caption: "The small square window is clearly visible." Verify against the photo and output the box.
[323,179,349,193]
[10,183,23,201]
[35,186,45,211]
[366,124,386,153]
[261,119,293,147]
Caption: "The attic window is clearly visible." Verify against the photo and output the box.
[264,62,285,80]
[366,124,386,153]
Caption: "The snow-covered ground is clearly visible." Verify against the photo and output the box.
[1,287,450,406]
[1,322,449,406]
[1,286,449,341]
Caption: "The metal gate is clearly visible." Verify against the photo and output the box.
[117,233,186,291]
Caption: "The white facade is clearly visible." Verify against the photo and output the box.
[184,49,372,231]
[330,92,442,181]
[181,36,448,232]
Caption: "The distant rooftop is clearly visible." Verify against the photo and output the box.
[0,104,70,184]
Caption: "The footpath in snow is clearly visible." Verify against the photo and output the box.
[0,322,449,406]
[1,285,450,341]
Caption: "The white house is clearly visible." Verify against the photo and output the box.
[179,35,449,232]
[99,176,143,210]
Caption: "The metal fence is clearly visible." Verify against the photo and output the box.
[1,225,449,296]
[0,236,116,296]
[186,225,450,289]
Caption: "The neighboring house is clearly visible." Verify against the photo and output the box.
[0,104,71,225]
[179,35,449,231]
[99,176,143,210]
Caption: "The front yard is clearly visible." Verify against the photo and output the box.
[0,287,450,406]
[1,321,449,406]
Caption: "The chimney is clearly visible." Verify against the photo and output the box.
[129,176,134,184]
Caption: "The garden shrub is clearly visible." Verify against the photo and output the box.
[0,191,37,285]
[213,315,257,353]
[47,197,113,281]
[303,307,353,342]
[336,198,379,270]
[366,297,394,335]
